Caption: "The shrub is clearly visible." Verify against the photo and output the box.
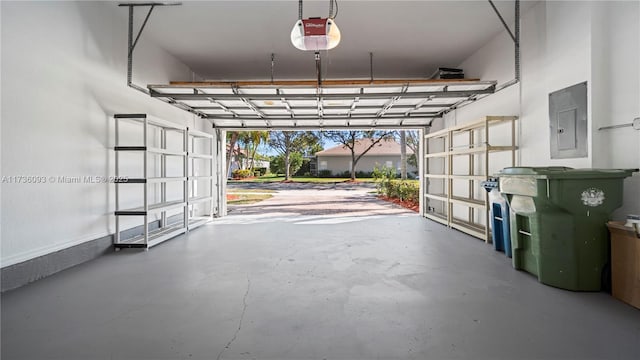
[372,165,418,202]
[318,169,332,177]
[255,167,268,176]
[372,164,396,195]
[232,169,252,179]
[270,152,304,176]
[269,156,281,175]
[356,170,373,178]
[294,159,311,176]
[388,180,419,202]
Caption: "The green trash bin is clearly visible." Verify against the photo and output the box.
[498,167,638,291]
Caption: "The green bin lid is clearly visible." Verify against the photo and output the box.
[498,167,638,179]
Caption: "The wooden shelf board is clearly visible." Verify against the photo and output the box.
[425,193,448,202]
[450,220,487,240]
[450,175,487,180]
[166,78,485,88]
[450,196,486,208]
[421,115,516,244]
[454,116,518,132]
[449,145,517,156]
[425,152,448,158]
[425,128,451,139]
[487,145,518,152]
[424,174,448,179]
[425,212,449,226]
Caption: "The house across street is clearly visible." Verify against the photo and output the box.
[315,138,417,177]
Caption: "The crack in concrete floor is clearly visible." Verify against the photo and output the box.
[216,276,251,360]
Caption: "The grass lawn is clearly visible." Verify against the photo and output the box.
[228,189,277,193]
[226,192,273,205]
[229,175,376,183]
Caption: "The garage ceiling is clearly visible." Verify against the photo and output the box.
[123,1,532,128]
[131,0,532,80]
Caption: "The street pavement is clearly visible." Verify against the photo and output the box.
[226,181,414,217]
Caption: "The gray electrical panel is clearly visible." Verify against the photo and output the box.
[549,82,588,159]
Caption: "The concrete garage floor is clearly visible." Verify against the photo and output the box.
[2,186,640,359]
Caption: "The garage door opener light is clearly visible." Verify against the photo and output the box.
[291,0,341,51]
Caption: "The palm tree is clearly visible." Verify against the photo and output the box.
[238,131,269,170]
[226,131,239,177]
[248,131,269,170]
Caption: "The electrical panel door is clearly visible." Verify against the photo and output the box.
[549,82,588,159]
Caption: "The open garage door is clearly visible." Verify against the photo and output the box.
[149,79,497,219]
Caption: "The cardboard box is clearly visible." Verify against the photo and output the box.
[607,221,640,309]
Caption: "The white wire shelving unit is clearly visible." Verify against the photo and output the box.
[186,127,215,230]
[113,113,188,249]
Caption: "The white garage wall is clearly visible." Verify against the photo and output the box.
[0,2,210,267]
[431,1,639,218]
[590,2,640,217]
[0,1,3,268]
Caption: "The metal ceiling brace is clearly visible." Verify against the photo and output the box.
[270,53,276,83]
[445,0,520,115]
[315,51,325,126]
[487,0,520,82]
[118,2,181,94]
[315,52,322,86]
[370,53,374,82]
[119,2,207,119]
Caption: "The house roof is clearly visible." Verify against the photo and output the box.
[315,139,414,157]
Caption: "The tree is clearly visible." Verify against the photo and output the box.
[405,130,420,171]
[404,130,419,155]
[400,131,407,180]
[268,131,320,180]
[393,130,420,179]
[226,131,239,177]
[238,131,269,170]
[270,152,304,176]
[321,130,394,180]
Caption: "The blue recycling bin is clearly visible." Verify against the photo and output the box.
[491,199,512,257]
[482,178,512,258]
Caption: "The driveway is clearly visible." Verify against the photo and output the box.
[226,182,415,217]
